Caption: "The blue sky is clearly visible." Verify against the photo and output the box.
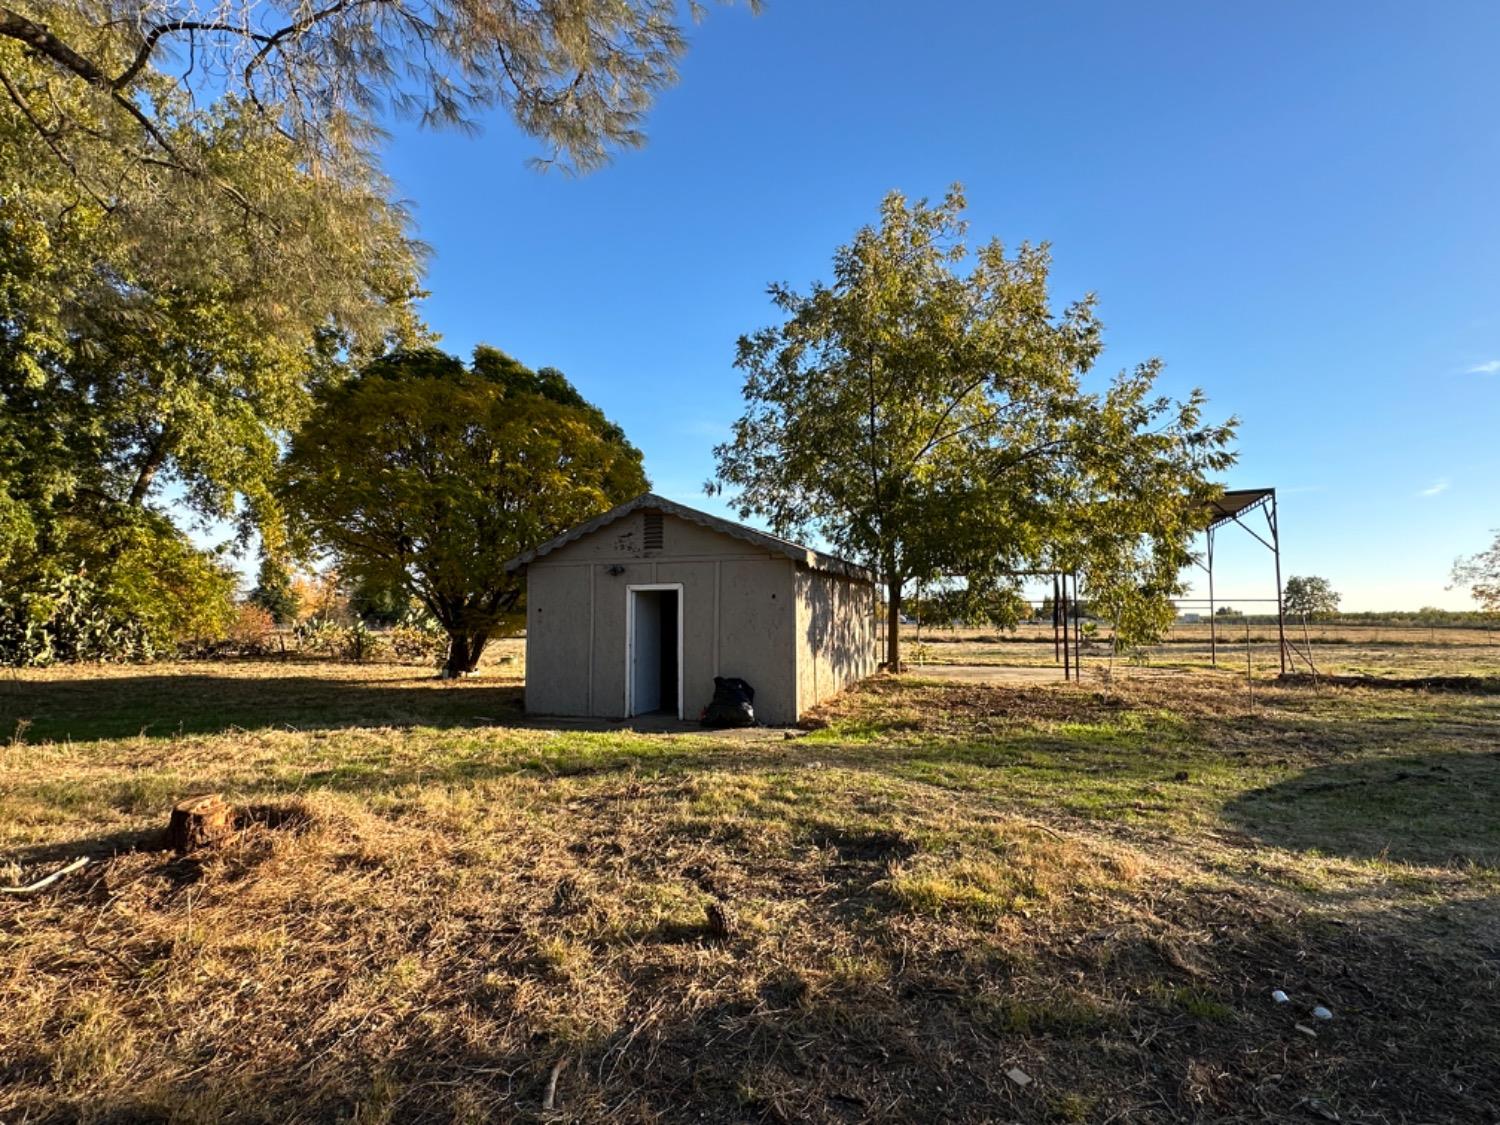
[375,0,1500,611]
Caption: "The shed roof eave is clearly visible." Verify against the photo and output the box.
[502,493,875,583]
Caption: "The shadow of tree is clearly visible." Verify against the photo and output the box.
[0,672,525,742]
[1224,749,1500,867]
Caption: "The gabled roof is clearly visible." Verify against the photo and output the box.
[504,493,874,582]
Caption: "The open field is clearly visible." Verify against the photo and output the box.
[906,622,1500,679]
[2,653,1498,1123]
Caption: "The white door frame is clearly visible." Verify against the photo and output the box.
[624,583,685,719]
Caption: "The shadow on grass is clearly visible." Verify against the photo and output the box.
[0,671,525,742]
[1225,748,1500,867]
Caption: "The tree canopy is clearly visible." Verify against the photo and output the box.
[0,56,424,524]
[1,0,733,538]
[281,346,649,676]
[1283,574,1341,619]
[712,187,1237,666]
[1451,532,1500,613]
[0,0,747,190]
[1,0,748,662]
[2,14,428,655]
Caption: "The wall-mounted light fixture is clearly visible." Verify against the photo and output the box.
[607,565,626,577]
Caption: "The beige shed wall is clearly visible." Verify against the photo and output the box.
[523,509,869,726]
[794,568,878,715]
[586,561,655,718]
[524,563,595,717]
[715,558,797,724]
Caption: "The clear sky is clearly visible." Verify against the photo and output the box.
[374,0,1500,612]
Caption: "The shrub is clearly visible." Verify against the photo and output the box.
[0,509,235,666]
[104,522,238,647]
[293,615,389,662]
[226,603,277,655]
[0,572,158,665]
[343,619,387,663]
[389,611,447,666]
[292,616,343,657]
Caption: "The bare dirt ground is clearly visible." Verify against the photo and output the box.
[1,650,1497,1123]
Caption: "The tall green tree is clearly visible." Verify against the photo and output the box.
[281,347,649,676]
[1,31,423,649]
[712,187,1236,667]
[0,69,424,531]
[248,556,300,625]
[1283,574,1341,620]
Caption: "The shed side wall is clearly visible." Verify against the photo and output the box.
[795,568,878,715]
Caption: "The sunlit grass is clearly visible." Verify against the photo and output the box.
[0,656,1496,1121]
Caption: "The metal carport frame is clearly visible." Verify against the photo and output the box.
[1200,488,1289,674]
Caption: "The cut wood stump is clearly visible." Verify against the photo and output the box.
[705,899,737,941]
[166,794,235,854]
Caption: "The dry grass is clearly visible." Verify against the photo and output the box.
[1,656,1497,1123]
[906,621,1500,678]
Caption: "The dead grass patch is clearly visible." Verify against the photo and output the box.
[0,659,1497,1121]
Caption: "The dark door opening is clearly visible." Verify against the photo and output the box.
[630,588,681,716]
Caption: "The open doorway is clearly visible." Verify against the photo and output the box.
[627,585,682,718]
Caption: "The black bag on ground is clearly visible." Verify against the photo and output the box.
[702,676,755,727]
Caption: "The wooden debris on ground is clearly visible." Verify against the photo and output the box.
[0,856,89,895]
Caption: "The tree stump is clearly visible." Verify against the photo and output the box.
[705,899,737,941]
[166,794,235,854]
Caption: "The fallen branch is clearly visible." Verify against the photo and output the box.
[542,1056,568,1111]
[1015,820,1066,840]
[1,855,89,895]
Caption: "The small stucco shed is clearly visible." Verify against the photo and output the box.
[505,494,877,726]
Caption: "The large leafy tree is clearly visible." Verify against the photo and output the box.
[0,57,423,529]
[281,347,649,676]
[3,0,739,650]
[1,23,423,650]
[712,187,1236,667]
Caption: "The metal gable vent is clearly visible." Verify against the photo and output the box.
[643,511,664,551]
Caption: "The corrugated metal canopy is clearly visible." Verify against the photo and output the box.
[1203,488,1274,532]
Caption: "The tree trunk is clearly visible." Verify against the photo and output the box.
[442,631,488,678]
[886,579,903,670]
[127,427,173,506]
